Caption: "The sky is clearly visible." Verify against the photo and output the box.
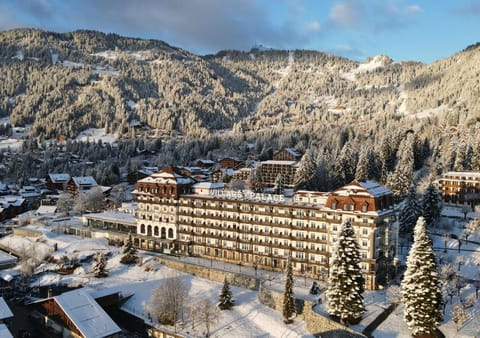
[0,0,479,63]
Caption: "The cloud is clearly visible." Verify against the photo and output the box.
[405,5,423,14]
[0,0,314,54]
[452,2,480,16]
[329,1,365,29]
[306,21,321,32]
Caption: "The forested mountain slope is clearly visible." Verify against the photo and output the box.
[1,28,480,192]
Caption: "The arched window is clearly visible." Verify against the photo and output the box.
[168,228,174,238]
[161,227,166,239]
[140,224,145,234]
[147,225,152,236]
[154,226,159,236]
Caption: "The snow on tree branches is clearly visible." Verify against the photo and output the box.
[401,216,443,336]
[326,220,365,324]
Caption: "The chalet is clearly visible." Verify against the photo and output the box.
[219,157,243,169]
[67,176,98,194]
[232,167,253,182]
[0,197,28,221]
[126,169,154,184]
[19,186,41,207]
[196,159,216,169]
[211,168,233,183]
[30,289,121,338]
[273,148,302,161]
[46,173,71,191]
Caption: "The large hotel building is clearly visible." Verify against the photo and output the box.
[133,166,398,290]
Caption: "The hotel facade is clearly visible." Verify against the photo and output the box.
[133,167,398,290]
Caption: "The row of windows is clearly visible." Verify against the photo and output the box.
[139,224,174,239]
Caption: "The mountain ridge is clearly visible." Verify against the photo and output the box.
[0,28,479,141]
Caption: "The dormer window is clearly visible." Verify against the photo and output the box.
[331,201,337,209]
[344,204,354,211]
[362,203,368,212]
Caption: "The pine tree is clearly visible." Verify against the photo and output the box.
[93,252,108,277]
[326,220,365,324]
[273,173,284,195]
[218,277,234,310]
[249,164,263,193]
[422,183,442,227]
[399,185,422,235]
[334,141,357,187]
[293,148,317,190]
[282,257,295,324]
[121,232,138,264]
[355,147,371,182]
[401,217,442,336]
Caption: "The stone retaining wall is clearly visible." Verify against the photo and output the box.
[258,283,366,338]
[154,256,259,290]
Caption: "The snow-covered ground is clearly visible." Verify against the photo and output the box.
[376,207,480,337]
[0,231,312,337]
[75,128,118,143]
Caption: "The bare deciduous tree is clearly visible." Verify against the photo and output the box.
[146,272,188,332]
[198,297,220,337]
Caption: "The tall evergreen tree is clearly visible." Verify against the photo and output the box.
[388,133,415,199]
[333,141,357,187]
[218,277,234,310]
[326,220,365,324]
[401,216,442,336]
[273,173,284,195]
[355,147,372,182]
[399,185,422,235]
[422,183,442,227]
[249,164,263,193]
[282,257,295,324]
[293,148,317,190]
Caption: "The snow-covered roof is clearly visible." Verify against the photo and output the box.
[138,168,195,185]
[261,160,297,166]
[72,176,98,187]
[48,173,71,183]
[359,181,391,197]
[442,171,480,178]
[84,211,137,225]
[197,159,215,164]
[0,324,12,338]
[53,290,121,338]
[35,205,57,215]
[0,297,13,320]
[285,148,301,157]
[192,182,225,192]
[333,181,391,198]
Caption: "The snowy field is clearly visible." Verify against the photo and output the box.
[75,128,118,144]
[0,232,312,337]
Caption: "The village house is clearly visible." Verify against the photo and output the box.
[67,176,98,194]
[46,173,71,191]
[30,289,121,338]
[272,148,302,161]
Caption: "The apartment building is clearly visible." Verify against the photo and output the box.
[133,168,397,290]
[434,171,480,208]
